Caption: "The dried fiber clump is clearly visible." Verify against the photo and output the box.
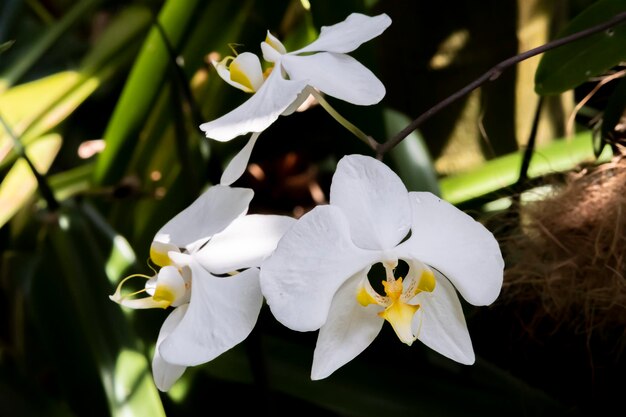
[501,157,626,338]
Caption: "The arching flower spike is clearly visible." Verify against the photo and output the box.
[260,155,504,380]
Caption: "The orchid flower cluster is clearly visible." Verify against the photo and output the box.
[110,13,504,391]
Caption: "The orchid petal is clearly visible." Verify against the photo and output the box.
[311,270,384,380]
[261,42,281,63]
[227,52,265,92]
[281,86,316,116]
[149,241,179,267]
[199,69,308,141]
[154,185,252,251]
[412,270,475,365]
[155,266,187,307]
[152,304,188,391]
[261,31,286,62]
[220,133,260,186]
[214,58,250,93]
[159,264,262,366]
[196,214,295,274]
[213,52,264,93]
[292,13,391,54]
[329,154,411,250]
[168,251,192,267]
[397,192,504,306]
[260,205,377,331]
[281,53,385,105]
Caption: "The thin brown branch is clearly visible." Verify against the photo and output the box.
[376,11,626,157]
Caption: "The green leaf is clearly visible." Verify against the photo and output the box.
[79,5,152,74]
[0,133,61,228]
[44,204,165,417]
[384,108,440,195]
[439,131,613,205]
[48,163,94,202]
[0,71,79,140]
[0,5,152,168]
[92,0,207,186]
[0,0,102,92]
[535,0,626,95]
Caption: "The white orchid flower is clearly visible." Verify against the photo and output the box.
[110,185,295,391]
[200,13,391,186]
[260,155,504,380]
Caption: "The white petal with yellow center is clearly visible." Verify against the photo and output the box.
[260,154,503,379]
[226,52,265,92]
[354,260,435,346]
[150,241,180,267]
[152,265,188,307]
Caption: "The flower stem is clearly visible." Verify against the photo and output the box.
[310,89,380,149]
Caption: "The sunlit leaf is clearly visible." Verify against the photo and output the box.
[439,131,613,205]
[0,133,61,227]
[0,5,152,168]
[48,163,93,202]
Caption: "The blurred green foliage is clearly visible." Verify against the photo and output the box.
[1,0,625,415]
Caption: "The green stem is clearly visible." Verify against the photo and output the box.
[310,89,379,149]
[0,113,59,211]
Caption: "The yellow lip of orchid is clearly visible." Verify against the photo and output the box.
[229,59,258,92]
[356,261,436,345]
[212,52,267,93]
[150,241,180,268]
[109,273,171,309]
[109,264,189,310]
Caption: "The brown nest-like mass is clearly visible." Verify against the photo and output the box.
[500,156,626,341]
